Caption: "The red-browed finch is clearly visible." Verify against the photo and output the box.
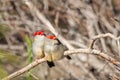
[32,31,55,67]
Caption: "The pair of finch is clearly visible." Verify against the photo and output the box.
[32,31,71,67]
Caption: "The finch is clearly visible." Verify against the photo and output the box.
[44,35,71,63]
[32,31,55,67]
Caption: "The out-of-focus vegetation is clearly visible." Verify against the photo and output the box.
[25,35,35,80]
[0,24,10,40]
[25,35,33,64]
[0,49,19,79]
[0,65,8,79]
[0,0,120,80]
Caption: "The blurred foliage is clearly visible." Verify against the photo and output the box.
[0,24,11,34]
[0,49,19,79]
[0,23,19,79]
[25,35,33,64]
[0,65,8,79]
[0,24,11,39]
[25,35,34,80]
[0,49,19,63]
[25,72,36,80]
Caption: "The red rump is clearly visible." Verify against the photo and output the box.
[46,35,57,40]
[34,31,44,36]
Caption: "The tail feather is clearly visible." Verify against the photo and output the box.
[47,61,55,68]
[66,55,72,60]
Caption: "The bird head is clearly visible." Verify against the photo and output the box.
[46,35,61,45]
[33,31,45,41]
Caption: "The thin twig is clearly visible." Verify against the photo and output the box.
[23,0,74,49]
[2,58,46,80]
[2,48,120,80]
[89,33,120,49]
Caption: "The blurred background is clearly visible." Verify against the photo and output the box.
[0,0,120,80]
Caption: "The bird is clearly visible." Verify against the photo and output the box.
[32,31,55,67]
[44,35,71,63]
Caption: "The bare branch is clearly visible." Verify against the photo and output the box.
[89,33,120,49]
[2,48,120,80]
[2,58,46,80]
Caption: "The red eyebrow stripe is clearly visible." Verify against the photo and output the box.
[33,32,37,36]
[46,36,57,40]
[33,31,44,36]
[34,32,39,36]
